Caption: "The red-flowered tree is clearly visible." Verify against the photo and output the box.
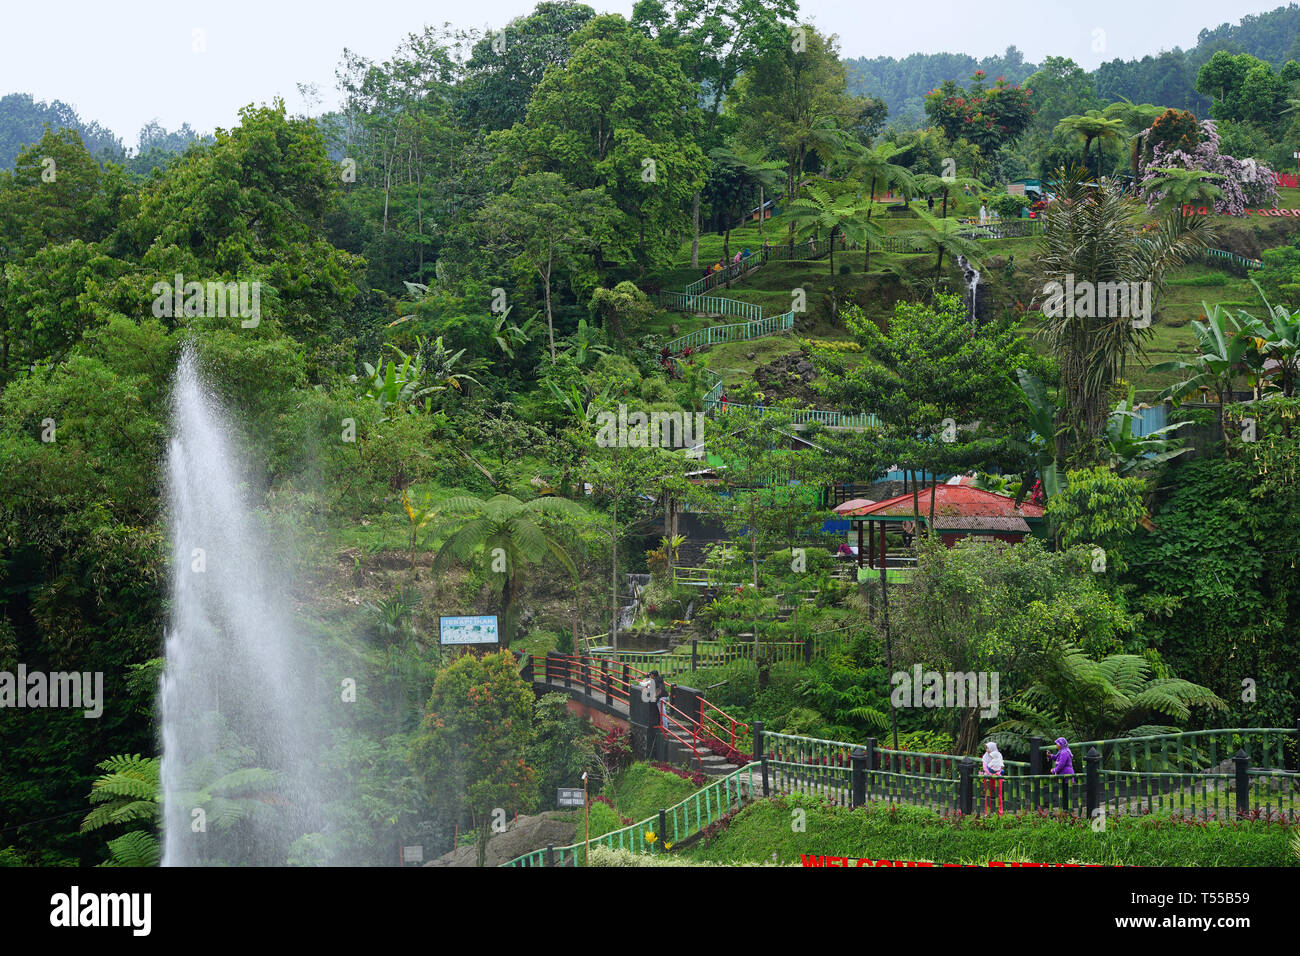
[413,650,537,866]
[923,71,1034,170]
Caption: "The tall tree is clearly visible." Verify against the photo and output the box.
[1055,110,1125,173]
[413,652,537,867]
[731,23,865,223]
[457,1,598,132]
[490,14,708,270]
[475,172,617,359]
[632,0,798,265]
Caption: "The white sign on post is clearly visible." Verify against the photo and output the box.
[402,845,423,863]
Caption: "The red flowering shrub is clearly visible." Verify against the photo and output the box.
[651,761,706,787]
[600,726,632,772]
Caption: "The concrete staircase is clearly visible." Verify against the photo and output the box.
[660,716,738,778]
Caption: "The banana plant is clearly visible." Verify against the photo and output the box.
[361,338,479,420]
[491,306,537,359]
[415,335,480,395]
[361,344,437,419]
[1012,369,1064,502]
[1148,302,1257,456]
[1149,303,1254,405]
[545,378,611,435]
[1237,280,1300,398]
[561,318,611,367]
[1105,385,1191,476]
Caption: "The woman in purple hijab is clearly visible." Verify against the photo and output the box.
[1050,737,1074,810]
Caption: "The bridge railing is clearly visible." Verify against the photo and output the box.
[1201,246,1263,273]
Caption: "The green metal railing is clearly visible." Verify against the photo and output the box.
[1057,727,1296,775]
[704,401,878,428]
[660,306,790,349]
[500,762,760,866]
[1202,247,1263,272]
[657,291,764,324]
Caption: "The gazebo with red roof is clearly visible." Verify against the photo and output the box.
[833,485,1046,570]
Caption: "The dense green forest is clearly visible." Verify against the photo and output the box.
[847,3,1300,126]
[1,0,1298,868]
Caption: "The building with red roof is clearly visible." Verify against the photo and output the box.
[834,484,1046,570]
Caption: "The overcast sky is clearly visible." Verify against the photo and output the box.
[0,0,1287,146]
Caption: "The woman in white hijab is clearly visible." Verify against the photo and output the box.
[981,740,1004,776]
[980,740,1005,815]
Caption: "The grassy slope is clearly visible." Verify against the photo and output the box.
[606,763,701,824]
[685,796,1297,867]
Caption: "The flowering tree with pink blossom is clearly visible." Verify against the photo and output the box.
[1138,120,1277,216]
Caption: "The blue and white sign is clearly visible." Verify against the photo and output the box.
[439,615,500,645]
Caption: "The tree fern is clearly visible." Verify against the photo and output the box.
[101,830,161,868]
[82,755,160,833]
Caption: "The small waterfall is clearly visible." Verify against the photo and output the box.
[956,255,980,326]
[617,573,653,631]
[160,346,338,866]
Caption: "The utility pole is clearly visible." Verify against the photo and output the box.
[582,772,590,864]
[881,562,898,750]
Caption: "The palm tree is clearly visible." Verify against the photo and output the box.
[1142,167,1226,216]
[787,184,871,277]
[1034,166,1210,465]
[708,145,786,237]
[1101,98,1166,181]
[911,171,985,221]
[431,493,586,648]
[840,213,886,273]
[901,207,985,283]
[846,142,916,270]
[1055,111,1126,174]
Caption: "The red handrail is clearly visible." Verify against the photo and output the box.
[656,698,705,774]
[533,653,720,773]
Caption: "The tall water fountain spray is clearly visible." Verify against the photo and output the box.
[160,346,332,865]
